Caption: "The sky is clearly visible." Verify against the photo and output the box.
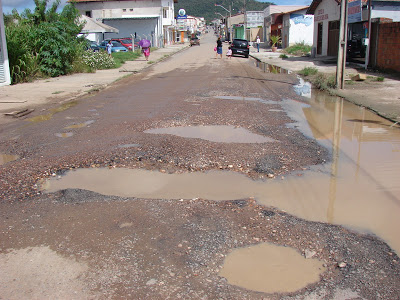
[2,0,68,14]
[2,0,311,14]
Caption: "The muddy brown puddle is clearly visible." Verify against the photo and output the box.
[0,154,19,165]
[145,125,275,143]
[219,243,325,293]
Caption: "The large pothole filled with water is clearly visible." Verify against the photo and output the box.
[145,125,276,143]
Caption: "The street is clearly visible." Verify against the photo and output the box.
[0,33,399,299]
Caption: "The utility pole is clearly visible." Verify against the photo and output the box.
[336,0,349,89]
[365,0,372,70]
[244,0,247,40]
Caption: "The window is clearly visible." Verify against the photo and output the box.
[85,11,91,17]
[163,7,168,18]
[123,9,127,12]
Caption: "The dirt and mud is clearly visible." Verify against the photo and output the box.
[0,34,399,299]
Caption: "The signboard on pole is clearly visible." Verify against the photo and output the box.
[348,0,362,23]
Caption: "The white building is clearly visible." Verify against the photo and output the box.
[281,7,314,48]
[72,0,178,47]
[264,5,309,46]
[0,0,11,86]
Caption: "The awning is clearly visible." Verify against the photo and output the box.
[79,15,119,34]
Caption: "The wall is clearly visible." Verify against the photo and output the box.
[289,11,314,46]
[312,0,340,56]
[376,22,400,72]
[0,1,11,86]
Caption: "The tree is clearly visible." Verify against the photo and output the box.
[5,0,85,83]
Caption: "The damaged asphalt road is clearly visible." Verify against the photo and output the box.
[0,35,399,299]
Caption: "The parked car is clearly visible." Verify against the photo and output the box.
[99,40,128,53]
[111,38,133,51]
[190,37,200,46]
[231,38,250,58]
[85,40,100,52]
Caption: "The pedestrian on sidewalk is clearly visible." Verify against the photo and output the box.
[256,36,261,53]
[142,47,150,61]
[107,40,113,58]
[216,37,223,59]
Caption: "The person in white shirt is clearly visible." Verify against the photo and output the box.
[256,36,261,52]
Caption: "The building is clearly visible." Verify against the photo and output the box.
[307,0,400,57]
[264,5,309,47]
[72,0,178,47]
[0,0,11,86]
[79,15,119,44]
[281,7,314,48]
[246,11,264,42]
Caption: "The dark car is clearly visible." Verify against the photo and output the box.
[190,37,200,46]
[111,38,133,51]
[99,40,128,53]
[85,40,100,52]
[231,38,250,58]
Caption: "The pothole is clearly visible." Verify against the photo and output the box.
[219,243,325,293]
[144,125,275,143]
[55,132,74,138]
[65,120,95,129]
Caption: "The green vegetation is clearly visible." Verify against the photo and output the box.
[175,0,273,23]
[279,54,288,59]
[297,67,336,91]
[4,0,85,84]
[298,67,318,76]
[284,42,312,56]
[270,35,281,47]
[375,76,385,82]
[312,74,336,90]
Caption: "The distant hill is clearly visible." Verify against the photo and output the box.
[175,0,273,23]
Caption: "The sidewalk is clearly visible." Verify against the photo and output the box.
[250,48,400,124]
[0,43,189,124]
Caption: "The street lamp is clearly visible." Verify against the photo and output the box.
[215,3,232,42]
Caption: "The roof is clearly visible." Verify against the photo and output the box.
[307,0,342,14]
[79,15,119,33]
[269,5,310,14]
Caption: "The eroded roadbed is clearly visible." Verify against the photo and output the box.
[1,190,399,299]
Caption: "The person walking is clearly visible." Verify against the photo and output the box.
[142,47,150,61]
[256,36,261,53]
[106,40,113,58]
[216,37,223,59]
[226,46,232,59]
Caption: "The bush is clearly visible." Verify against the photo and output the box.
[298,67,318,76]
[312,73,336,90]
[279,54,288,59]
[284,42,312,56]
[5,0,84,83]
[83,50,116,69]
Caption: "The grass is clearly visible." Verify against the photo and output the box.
[298,67,318,76]
[375,76,385,82]
[284,42,312,56]
[279,54,288,59]
[52,91,64,94]
[112,50,142,68]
